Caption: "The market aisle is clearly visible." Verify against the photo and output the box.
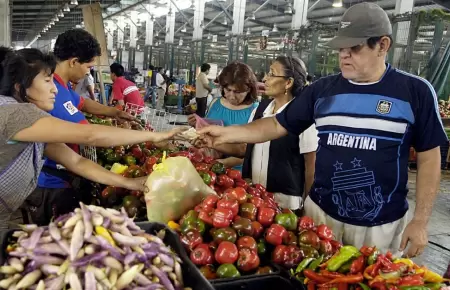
[408,171,450,275]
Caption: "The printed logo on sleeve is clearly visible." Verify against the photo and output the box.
[63,101,78,115]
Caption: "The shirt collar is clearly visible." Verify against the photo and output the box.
[347,63,391,86]
[53,73,69,89]
[263,100,291,116]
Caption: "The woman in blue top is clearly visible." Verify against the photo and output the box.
[189,61,258,169]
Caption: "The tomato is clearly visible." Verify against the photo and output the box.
[190,243,214,266]
[251,221,264,238]
[298,216,315,231]
[212,208,233,228]
[202,195,219,208]
[215,241,238,264]
[317,224,333,241]
[237,248,260,272]
[223,187,248,204]
[195,163,210,172]
[249,197,264,208]
[254,184,266,193]
[257,207,276,227]
[272,245,288,265]
[216,198,239,217]
[227,169,242,180]
[265,224,288,246]
[198,210,214,226]
[236,236,257,252]
[247,187,261,198]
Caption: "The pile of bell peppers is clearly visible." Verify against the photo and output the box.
[293,244,449,290]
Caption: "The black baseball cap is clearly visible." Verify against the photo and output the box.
[327,2,392,49]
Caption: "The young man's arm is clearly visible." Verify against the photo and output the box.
[300,124,319,197]
[87,76,96,101]
[201,74,212,93]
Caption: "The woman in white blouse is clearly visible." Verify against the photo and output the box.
[197,56,318,210]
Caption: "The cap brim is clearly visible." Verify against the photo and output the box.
[327,36,369,49]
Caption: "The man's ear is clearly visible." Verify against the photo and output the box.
[69,58,79,68]
[14,83,21,94]
[379,36,392,53]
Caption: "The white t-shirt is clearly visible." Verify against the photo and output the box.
[195,72,210,99]
[75,74,95,99]
[156,73,167,92]
[248,100,318,209]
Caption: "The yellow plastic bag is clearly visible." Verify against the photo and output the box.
[144,156,216,223]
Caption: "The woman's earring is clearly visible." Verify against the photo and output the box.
[284,89,288,95]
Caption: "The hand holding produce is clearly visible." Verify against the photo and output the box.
[0,203,189,290]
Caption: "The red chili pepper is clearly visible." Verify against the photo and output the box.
[303,270,331,284]
[370,282,388,290]
[322,273,364,285]
[377,254,393,268]
[370,261,382,278]
[397,274,424,286]
[320,270,345,279]
[360,246,376,257]
[337,283,348,290]
[385,251,393,261]
[307,282,316,290]
[350,255,365,274]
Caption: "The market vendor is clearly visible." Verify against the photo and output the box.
[0,48,184,227]
[199,2,447,258]
[188,61,258,170]
[196,56,318,211]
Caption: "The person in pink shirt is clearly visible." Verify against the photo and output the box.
[109,63,144,107]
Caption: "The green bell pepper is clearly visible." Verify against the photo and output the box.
[295,257,314,274]
[181,211,205,235]
[308,255,324,271]
[211,227,237,244]
[274,213,298,231]
[211,162,226,175]
[199,171,212,185]
[327,245,360,272]
[216,264,241,278]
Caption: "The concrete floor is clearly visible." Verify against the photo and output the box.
[408,171,450,275]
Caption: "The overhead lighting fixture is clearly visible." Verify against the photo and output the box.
[178,38,183,46]
[225,30,230,37]
[272,24,278,32]
[168,8,173,16]
[250,12,256,20]
[218,0,226,2]
[284,2,293,15]
[37,33,41,38]
[181,25,187,32]
[54,16,59,22]
[63,3,70,12]
[332,0,343,8]
[246,28,251,35]
[155,31,159,36]
[50,20,55,25]
[207,33,212,39]
[222,17,227,25]
[189,1,195,9]
[58,10,64,17]
[200,21,205,29]
[70,0,78,5]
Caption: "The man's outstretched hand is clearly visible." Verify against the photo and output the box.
[399,220,428,258]
[116,110,136,121]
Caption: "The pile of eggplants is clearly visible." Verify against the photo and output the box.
[0,203,189,290]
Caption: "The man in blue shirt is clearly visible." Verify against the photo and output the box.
[199,2,447,258]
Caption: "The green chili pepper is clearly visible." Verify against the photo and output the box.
[399,287,430,290]
[216,264,241,278]
[295,257,315,274]
[425,283,446,290]
[257,240,267,255]
[358,283,371,290]
[327,245,360,272]
[274,213,298,231]
[337,259,354,274]
[308,255,324,271]
[367,250,380,265]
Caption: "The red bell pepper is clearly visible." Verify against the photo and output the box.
[223,187,248,204]
[298,216,315,231]
[251,221,264,238]
[212,208,233,228]
[198,210,214,226]
[283,245,303,268]
[265,224,288,246]
[217,198,239,217]
[272,245,288,265]
[227,169,242,180]
[257,207,276,227]
[249,197,265,208]
[215,241,238,264]
[247,187,261,198]
[203,156,215,164]
[217,175,235,189]
[190,243,214,266]
[240,203,258,221]
[254,183,266,193]
[202,195,219,208]
[316,224,333,241]
[208,171,217,185]
[235,179,249,190]
[180,229,203,251]
[237,247,260,272]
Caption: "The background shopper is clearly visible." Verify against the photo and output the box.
[195,63,212,117]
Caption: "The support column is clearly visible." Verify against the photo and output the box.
[232,0,245,35]
[165,2,176,44]
[144,15,154,69]
[128,12,137,69]
[143,45,149,69]
[117,15,125,64]
[193,0,206,40]
[0,0,10,47]
[291,0,308,29]
[392,0,413,68]
[128,47,136,69]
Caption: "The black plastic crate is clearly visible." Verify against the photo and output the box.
[0,222,214,290]
[212,275,296,290]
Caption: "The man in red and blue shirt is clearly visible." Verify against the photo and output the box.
[28,29,133,224]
